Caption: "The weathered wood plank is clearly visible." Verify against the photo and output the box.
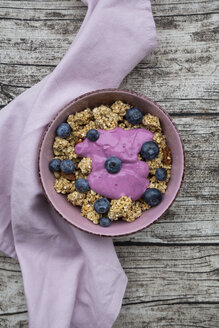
[1,59,218,114]
[0,0,218,18]
[0,270,26,315]
[115,245,219,304]
[0,312,28,328]
[152,0,219,16]
[2,304,219,328]
[114,244,219,327]
[114,303,219,328]
[0,252,20,271]
[0,83,27,107]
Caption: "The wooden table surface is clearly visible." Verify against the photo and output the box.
[0,1,218,327]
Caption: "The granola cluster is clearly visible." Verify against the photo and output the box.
[52,100,172,224]
[108,196,143,222]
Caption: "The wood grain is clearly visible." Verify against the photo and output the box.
[0,0,218,327]
[114,304,219,328]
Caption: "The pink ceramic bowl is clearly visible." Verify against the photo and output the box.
[39,89,185,237]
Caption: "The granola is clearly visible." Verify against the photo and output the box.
[49,101,172,226]
[78,157,92,175]
[108,196,142,222]
[54,177,75,194]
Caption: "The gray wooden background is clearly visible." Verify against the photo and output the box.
[0,1,218,327]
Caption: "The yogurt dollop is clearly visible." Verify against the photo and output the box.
[75,127,153,200]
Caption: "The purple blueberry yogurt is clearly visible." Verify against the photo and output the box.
[75,127,153,200]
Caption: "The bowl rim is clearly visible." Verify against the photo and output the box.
[38,88,185,237]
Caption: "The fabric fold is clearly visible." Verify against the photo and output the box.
[0,0,156,327]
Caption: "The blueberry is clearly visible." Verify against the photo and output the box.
[94,198,110,214]
[56,123,71,138]
[140,141,159,160]
[105,156,122,174]
[86,129,99,142]
[60,159,75,174]
[126,107,143,125]
[75,178,90,193]
[49,158,61,172]
[99,217,111,227]
[142,188,162,207]
[155,168,167,181]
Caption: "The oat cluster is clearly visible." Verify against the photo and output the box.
[52,100,172,224]
[109,197,143,222]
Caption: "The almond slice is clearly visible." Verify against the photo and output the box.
[75,139,83,145]
[61,172,75,181]
[163,146,172,165]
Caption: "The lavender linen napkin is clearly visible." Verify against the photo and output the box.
[0,0,157,327]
